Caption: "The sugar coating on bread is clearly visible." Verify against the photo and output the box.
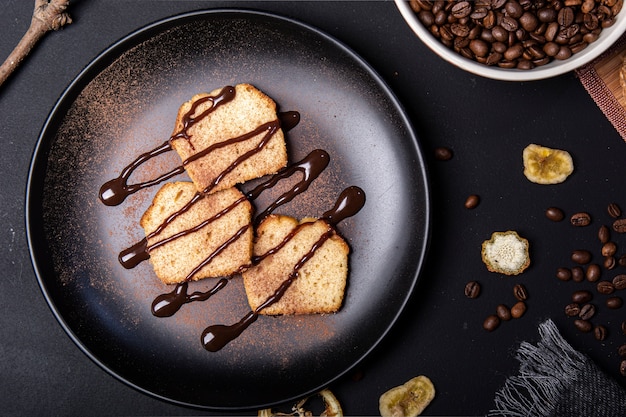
[140,182,253,284]
[171,84,288,194]
[242,214,350,315]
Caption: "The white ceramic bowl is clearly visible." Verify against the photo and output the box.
[395,0,626,81]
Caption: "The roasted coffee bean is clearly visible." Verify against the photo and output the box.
[572,290,593,304]
[579,303,596,320]
[519,12,539,31]
[434,146,453,161]
[411,0,619,70]
[556,267,572,281]
[483,314,500,331]
[622,320,626,335]
[602,242,618,257]
[571,212,591,227]
[451,1,472,18]
[571,266,585,282]
[572,249,592,264]
[565,303,581,317]
[511,301,527,318]
[543,41,560,56]
[594,325,608,341]
[607,296,623,309]
[582,0,596,13]
[557,7,575,26]
[555,46,573,60]
[621,360,626,377]
[464,194,480,209]
[496,304,512,321]
[597,280,615,294]
[613,274,626,290]
[574,319,593,333]
[604,256,617,270]
[619,344,626,357]
[537,7,558,22]
[619,254,626,267]
[464,280,481,298]
[598,224,611,243]
[614,218,626,233]
[513,284,528,301]
[608,203,622,218]
[586,264,601,282]
[545,207,565,222]
[410,0,432,12]
[470,39,490,57]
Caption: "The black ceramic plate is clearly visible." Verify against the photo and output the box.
[26,10,430,410]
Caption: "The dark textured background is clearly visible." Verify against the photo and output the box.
[2,1,626,415]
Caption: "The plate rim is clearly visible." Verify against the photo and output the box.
[25,8,432,410]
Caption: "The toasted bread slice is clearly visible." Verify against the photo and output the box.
[140,182,253,284]
[242,214,349,315]
[171,84,288,194]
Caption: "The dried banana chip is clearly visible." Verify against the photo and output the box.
[481,230,530,276]
[379,375,435,417]
[522,143,574,184]
[258,389,342,417]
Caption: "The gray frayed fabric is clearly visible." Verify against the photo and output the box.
[489,319,626,417]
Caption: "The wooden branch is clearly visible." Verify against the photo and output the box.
[0,0,72,88]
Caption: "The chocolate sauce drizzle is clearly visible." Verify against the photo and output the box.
[98,85,366,352]
[247,148,329,224]
[99,86,236,206]
[122,149,333,318]
[98,85,299,206]
[201,186,365,352]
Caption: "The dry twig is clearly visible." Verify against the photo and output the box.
[0,0,72,88]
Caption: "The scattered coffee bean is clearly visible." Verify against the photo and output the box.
[572,249,592,264]
[572,290,593,304]
[607,296,623,309]
[604,256,617,270]
[571,212,591,227]
[608,203,622,218]
[622,321,626,336]
[613,274,626,290]
[545,207,565,222]
[613,219,626,233]
[586,264,602,282]
[483,315,500,331]
[597,280,615,295]
[620,360,626,377]
[510,301,526,319]
[598,224,610,244]
[619,344,626,357]
[556,267,572,281]
[594,325,608,341]
[579,303,596,320]
[496,304,512,321]
[619,254,626,267]
[464,194,480,209]
[513,284,528,301]
[602,242,618,257]
[464,281,481,298]
[571,266,584,283]
[434,146,453,161]
[574,319,593,333]
[565,303,581,317]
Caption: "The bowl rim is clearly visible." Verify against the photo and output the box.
[395,0,626,81]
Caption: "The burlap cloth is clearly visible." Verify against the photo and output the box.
[488,319,626,416]
[576,33,626,142]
